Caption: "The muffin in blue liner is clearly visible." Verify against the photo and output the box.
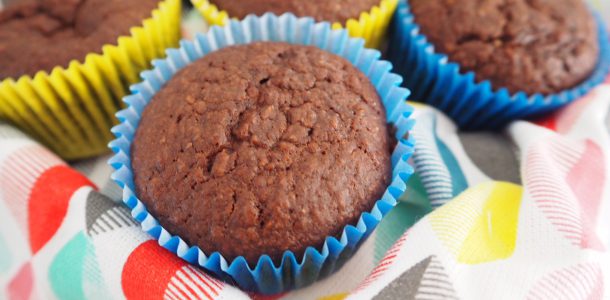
[108,13,415,294]
[387,0,610,130]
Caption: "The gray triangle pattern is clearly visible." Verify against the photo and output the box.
[374,256,458,300]
[85,191,137,236]
[458,132,520,184]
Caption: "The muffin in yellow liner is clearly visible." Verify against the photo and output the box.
[191,0,398,49]
[0,0,181,160]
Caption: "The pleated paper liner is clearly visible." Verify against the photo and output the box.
[190,0,398,49]
[109,13,415,294]
[387,0,610,130]
[0,0,181,160]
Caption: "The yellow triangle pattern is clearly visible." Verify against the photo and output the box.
[430,182,523,264]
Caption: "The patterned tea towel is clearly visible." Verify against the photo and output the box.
[1,77,609,299]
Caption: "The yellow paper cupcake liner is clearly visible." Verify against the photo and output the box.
[0,0,181,160]
[191,0,398,49]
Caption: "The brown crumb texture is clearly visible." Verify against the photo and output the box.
[410,0,599,95]
[132,42,392,265]
[0,0,160,78]
[210,0,380,23]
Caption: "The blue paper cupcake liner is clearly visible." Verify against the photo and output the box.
[387,0,610,130]
[108,13,415,294]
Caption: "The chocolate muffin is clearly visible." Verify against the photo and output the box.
[132,42,392,264]
[410,0,599,95]
[210,0,380,23]
[0,0,160,78]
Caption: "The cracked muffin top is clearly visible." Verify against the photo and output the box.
[0,0,159,78]
[210,0,380,23]
[410,0,599,95]
[131,42,392,264]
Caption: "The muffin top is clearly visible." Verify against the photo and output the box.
[132,42,392,264]
[410,0,599,95]
[211,0,380,23]
[0,0,159,78]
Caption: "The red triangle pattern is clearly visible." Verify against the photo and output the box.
[122,240,226,300]
[527,263,603,299]
[566,140,606,250]
[526,137,605,251]
[28,166,94,254]
[122,240,190,299]
[0,146,64,240]
[7,262,33,300]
